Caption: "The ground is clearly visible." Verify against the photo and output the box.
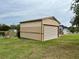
[0,34,79,59]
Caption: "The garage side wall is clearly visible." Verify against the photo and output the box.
[20,21,42,40]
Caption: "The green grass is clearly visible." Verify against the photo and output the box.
[0,34,79,59]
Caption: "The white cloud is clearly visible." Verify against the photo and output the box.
[0,0,73,26]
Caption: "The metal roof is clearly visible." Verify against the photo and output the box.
[20,16,60,24]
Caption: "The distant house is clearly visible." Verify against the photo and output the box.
[20,16,60,41]
[59,25,70,35]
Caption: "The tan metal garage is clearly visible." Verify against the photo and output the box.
[20,16,60,41]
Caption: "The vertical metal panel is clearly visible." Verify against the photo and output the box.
[44,25,58,41]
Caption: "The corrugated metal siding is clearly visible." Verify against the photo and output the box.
[20,21,42,40]
[43,19,59,26]
[20,32,42,40]
[20,27,41,33]
[44,25,58,41]
[20,21,41,27]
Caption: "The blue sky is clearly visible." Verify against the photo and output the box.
[0,0,73,26]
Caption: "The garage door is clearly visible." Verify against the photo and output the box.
[44,25,58,41]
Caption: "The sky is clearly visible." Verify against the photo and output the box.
[0,0,73,26]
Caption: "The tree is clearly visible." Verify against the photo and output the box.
[71,0,79,32]
[10,24,20,30]
[69,26,75,33]
[10,25,17,29]
[0,24,10,31]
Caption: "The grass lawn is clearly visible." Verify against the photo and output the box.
[0,34,79,59]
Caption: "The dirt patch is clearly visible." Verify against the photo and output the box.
[42,45,79,59]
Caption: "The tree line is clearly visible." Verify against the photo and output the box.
[0,24,20,31]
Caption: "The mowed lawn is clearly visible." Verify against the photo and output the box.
[0,34,79,59]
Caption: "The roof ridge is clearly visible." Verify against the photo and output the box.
[20,16,60,24]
